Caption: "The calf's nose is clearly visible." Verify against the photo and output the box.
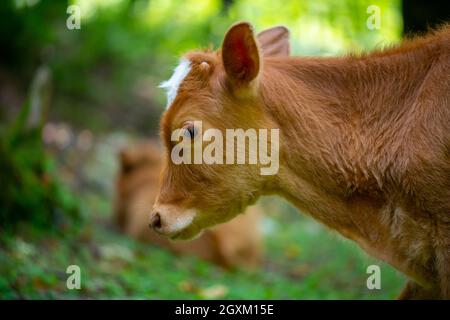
[149,212,162,230]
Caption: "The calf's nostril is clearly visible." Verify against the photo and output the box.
[150,212,162,230]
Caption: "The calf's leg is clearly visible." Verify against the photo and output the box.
[397,281,440,300]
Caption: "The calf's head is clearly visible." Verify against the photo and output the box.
[151,22,289,239]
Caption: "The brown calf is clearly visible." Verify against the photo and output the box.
[152,22,450,298]
[114,141,263,269]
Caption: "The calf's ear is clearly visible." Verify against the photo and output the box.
[222,22,260,84]
[257,26,290,57]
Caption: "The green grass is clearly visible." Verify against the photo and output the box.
[0,195,406,300]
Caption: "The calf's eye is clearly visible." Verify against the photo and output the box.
[183,121,198,140]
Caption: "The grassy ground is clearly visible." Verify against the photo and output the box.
[0,194,406,300]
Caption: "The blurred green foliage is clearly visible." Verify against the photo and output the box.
[0,101,79,234]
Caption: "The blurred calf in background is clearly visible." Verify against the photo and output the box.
[114,141,263,270]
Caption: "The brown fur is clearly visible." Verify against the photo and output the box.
[155,23,450,298]
[114,141,263,269]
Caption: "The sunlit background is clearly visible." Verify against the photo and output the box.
[0,0,445,299]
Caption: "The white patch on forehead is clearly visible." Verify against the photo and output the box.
[159,58,192,109]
